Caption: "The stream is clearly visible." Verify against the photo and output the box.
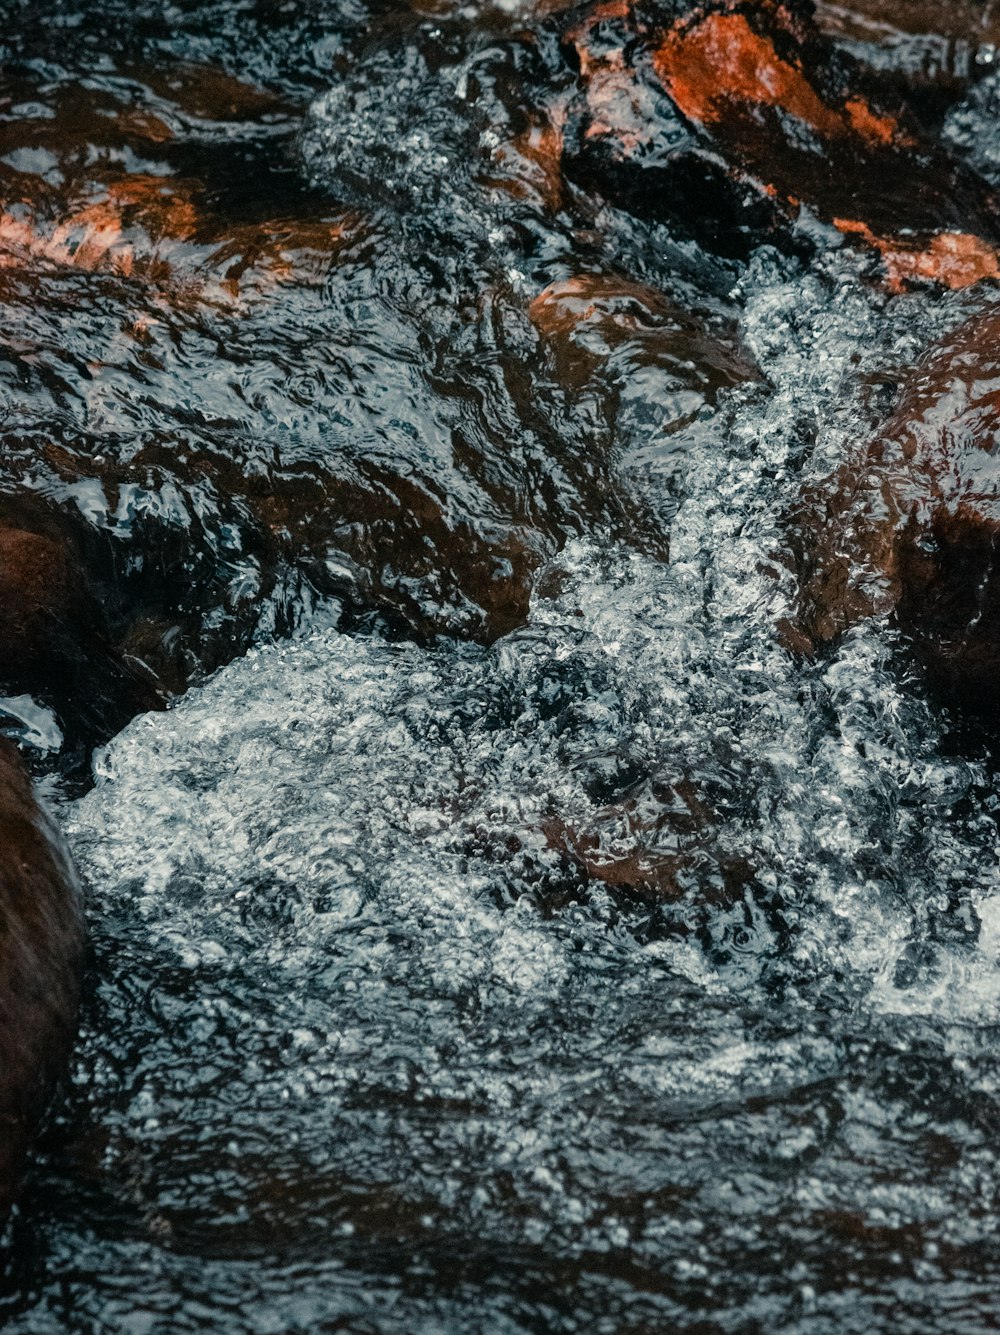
[2,0,1000,1331]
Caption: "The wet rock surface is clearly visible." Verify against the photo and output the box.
[0,525,159,751]
[0,739,84,1221]
[815,0,1000,95]
[2,0,1000,1331]
[562,0,1000,279]
[793,303,1000,710]
[0,21,747,755]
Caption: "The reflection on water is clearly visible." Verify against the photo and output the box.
[2,0,1000,1330]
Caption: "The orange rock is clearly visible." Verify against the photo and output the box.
[0,737,84,1219]
[0,194,358,306]
[843,95,900,146]
[0,63,344,305]
[652,11,846,138]
[653,11,906,147]
[529,272,666,338]
[561,0,1000,275]
[834,220,1000,291]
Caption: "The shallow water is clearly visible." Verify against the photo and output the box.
[3,1,1000,1331]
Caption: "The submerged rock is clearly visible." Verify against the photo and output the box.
[0,32,760,762]
[528,272,760,393]
[790,301,1000,708]
[0,738,84,1220]
[815,0,1000,94]
[560,0,1000,279]
[0,526,159,749]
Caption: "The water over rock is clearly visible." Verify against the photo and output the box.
[0,28,759,762]
[815,0,1000,95]
[791,300,1000,710]
[0,738,84,1221]
[5,1,1000,1328]
[560,0,1000,282]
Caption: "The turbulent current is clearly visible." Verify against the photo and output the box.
[2,0,1000,1331]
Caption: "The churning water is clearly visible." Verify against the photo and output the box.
[2,0,1000,1330]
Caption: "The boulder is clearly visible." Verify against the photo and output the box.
[560,0,1000,280]
[0,737,84,1219]
[789,303,1000,708]
[0,525,160,749]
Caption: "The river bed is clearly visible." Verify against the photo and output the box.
[3,0,1000,1330]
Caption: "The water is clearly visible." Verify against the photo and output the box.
[2,0,1000,1330]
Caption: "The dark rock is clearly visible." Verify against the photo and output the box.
[0,737,84,1220]
[0,526,161,749]
[814,0,1000,96]
[789,303,1000,709]
[560,0,1000,281]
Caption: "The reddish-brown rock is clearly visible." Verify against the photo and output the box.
[0,526,160,746]
[528,272,760,390]
[0,67,353,307]
[814,1,1000,92]
[790,304,1000,707]
[0,737,84,1219]
[542,777,752,905]
[560,0,1000,280]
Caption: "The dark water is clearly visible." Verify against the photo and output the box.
[3,1,1000,1331]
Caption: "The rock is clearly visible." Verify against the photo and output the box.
[0,39,728,719]
[0,525,160,749]
[789,303,1000,707]
[0,65,351,307]
[559,0,787,258]
[542,777,752,907]
[0,737,85,1219]
[560,0,1000,280]
[831,222,1000,292]
[814,1,1000,94]
[528,272,761,391]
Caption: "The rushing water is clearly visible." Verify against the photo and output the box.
[3,0,1000,1331]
